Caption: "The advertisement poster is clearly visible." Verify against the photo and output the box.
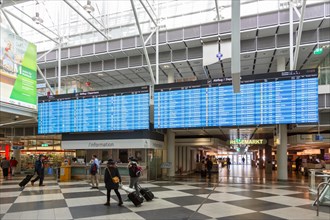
[0,27,37,109]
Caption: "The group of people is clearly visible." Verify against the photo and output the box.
[89,155,142,206]
[0,157,18,180]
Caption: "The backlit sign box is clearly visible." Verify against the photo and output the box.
[228,139,267,145]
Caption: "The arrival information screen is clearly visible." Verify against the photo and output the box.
[154,69,318,129]
[38,86,149,134]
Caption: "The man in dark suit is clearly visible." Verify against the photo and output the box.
[31,155,45,186]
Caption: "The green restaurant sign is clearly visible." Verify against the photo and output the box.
[227,139,267,145]
[41,143,49,147]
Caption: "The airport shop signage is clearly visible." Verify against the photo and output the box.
[227,139,267,145]
[61,139,164,150]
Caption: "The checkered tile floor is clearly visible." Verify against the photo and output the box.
[0,170,329,220]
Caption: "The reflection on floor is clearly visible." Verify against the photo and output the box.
[0,165,329,220]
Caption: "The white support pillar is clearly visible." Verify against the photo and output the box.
[231,0,241,93]
[58,40,61,94]
[258,146,264,169]
[277,56,288,180]
[130,0,155,84]
[187,147,191,173]
[192,149,197,170]
[278,125,288,180]
[289,1,294,70]
[155,1,159,84]
[167,129,175,177]
[162,133,168,177]
[166,72,175,176]
[175,143,179,173]
[182,146,187,172]
[178,147,183,172]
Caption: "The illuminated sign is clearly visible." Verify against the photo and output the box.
[228,139,267,145]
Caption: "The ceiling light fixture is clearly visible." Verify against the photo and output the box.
[97,73,104,76]
[32,2,43,24]
[163,65,170,69]
[83,0,95,13]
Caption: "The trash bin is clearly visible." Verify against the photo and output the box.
[60,165,71,182]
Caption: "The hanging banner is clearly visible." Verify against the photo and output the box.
[0,27,37,109]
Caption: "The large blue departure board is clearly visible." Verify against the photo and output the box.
[154,69,318,128]
[38,86,150,134]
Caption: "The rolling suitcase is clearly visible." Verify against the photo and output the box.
[139,187,154,201]
[19,174,34,187]
[127,191,144,207]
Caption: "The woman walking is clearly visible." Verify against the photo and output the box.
[104,159,123,206]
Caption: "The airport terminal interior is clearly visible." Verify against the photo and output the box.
[0,0,330,219]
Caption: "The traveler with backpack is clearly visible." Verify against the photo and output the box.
[128,157,142,195]
[90,155,100,189]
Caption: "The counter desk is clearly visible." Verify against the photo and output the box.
[68,164,147,181]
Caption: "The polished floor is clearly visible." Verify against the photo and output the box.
[0,165,329,220]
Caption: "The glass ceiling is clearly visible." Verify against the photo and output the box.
[0,0,326,52]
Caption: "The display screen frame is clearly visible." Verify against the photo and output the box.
[154,69,318,129]
[38,86,150,134]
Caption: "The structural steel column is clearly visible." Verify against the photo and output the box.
[186,147,191,173]
[182,146,187,172]
[231,0,241,93]
[289,1,294,70]
[167,129,175,177]
[162,133,168,177]
[277,56,288,180]
[58,40,61,94]
[278,125,288,180]
[258,147,264,169]
[130,0,155,84]
[265,145,272,174]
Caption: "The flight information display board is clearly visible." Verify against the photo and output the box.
[38,86,150,134]
[154,69,318,129]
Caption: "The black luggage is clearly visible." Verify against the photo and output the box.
[140,187,154,201]
[19,174,34,187]
[201,170,207,177]
[128,191,144,207]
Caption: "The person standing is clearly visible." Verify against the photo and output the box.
[104,159,123,206]
[226,157,231,169]
[10,157,18,176]
[295,157,302,173]
[206,157,213,179]
[31,155,45,186]
[128,157,141,195]
[242,157,245,165]
[1,157,10,180]
[90,155,100,189]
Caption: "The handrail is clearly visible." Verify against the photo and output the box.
[316,181,330,216]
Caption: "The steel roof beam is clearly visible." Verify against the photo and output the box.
[3,9,58,44]
[2,8,55,95]
[139,0,157,26]
[293,0,307,70]
[215,0,220,21]
[1,9,18,34]
[131,0,155,85]
[63,0,109,41]
[12,5,60,38]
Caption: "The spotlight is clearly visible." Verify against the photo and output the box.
[83,0,95,13]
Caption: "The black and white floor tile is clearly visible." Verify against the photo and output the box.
[0,171,329,220]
